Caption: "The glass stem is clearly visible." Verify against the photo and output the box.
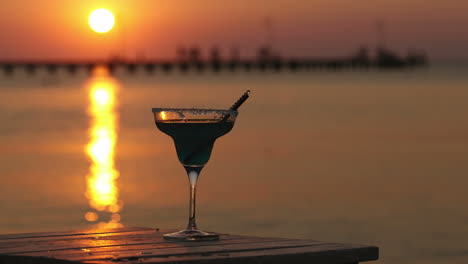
[186,168,201,230]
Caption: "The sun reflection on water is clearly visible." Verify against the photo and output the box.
[85,66,122,228]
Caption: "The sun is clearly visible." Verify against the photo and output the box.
[89,9,115,34]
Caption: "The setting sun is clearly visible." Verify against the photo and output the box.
[89,8,115,34]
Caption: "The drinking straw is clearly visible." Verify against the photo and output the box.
[229,90,251,111]
[220,90,251,121]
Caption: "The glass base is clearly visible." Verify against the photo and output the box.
[163,229,219,241]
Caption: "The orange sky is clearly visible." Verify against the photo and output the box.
[0,0,467,61]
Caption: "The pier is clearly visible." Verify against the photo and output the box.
[0,59,426,76]
[0,47,428,76]
[0,227,379,264]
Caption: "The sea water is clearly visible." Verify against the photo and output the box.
[1,63,468,264]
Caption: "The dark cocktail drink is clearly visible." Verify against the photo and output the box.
[156,121,234,166]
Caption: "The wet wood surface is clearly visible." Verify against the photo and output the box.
[0,227,378,264]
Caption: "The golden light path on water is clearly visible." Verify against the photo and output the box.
[84,67,122,228]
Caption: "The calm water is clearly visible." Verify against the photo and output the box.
[1,64,468,263]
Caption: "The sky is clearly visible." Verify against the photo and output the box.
[0,0,467,61]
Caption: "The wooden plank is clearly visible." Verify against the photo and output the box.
[85,243,378,264]
[10,236,297,257]
[78,241,329,262]
[21,239,321,261]
[0,255,79,264]
[5,234,293,255]
[0,227,153,240]
[0,230,159,249]
[1,228,298,255]
[110,244,377,264]
[0,228,161,253]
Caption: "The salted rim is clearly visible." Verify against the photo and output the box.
[152,108,237,115]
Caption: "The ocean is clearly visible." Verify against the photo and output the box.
[1,63,467,264]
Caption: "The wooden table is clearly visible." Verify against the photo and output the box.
[0,227,378,264]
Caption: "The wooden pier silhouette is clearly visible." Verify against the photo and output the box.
[0,47,428,76]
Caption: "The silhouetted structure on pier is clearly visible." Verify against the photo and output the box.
[0,45,428,76]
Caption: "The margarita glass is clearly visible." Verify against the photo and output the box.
[152,108,238,241]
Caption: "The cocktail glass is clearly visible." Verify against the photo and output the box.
[152,108,238,241]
